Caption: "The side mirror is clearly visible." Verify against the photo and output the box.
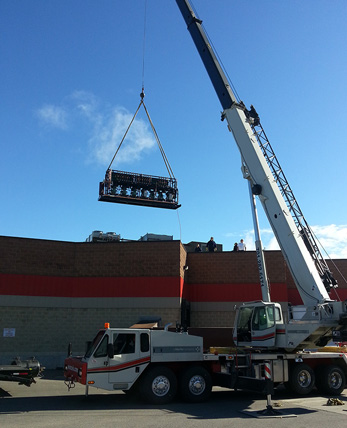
[107,343,114,359]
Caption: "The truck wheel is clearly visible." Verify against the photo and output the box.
[179,366,212,403]
[139,366,177,404]
[288,363,315,395]
[315,365,346,396]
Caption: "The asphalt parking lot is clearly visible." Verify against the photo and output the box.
[1,370,346,428]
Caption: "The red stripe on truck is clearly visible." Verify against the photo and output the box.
[88,357,151,374]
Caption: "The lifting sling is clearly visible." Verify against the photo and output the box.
[98,92,180,210]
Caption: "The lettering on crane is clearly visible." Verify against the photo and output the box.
[256,246,266,289]
[153,346,201,353]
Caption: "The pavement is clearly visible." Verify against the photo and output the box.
[0,370,346,428]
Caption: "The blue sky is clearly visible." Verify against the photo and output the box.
[1,0,347,258]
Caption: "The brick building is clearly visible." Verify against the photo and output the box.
[1,235,346,368]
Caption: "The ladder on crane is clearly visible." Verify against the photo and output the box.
[248,111,336,291]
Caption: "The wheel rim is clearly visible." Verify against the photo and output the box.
[298,370,312,388]
[188,375,206,395]
[328,370,343,390]
[151,375,170,397]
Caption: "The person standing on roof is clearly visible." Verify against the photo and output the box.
[206,237,217,252]
[237,239,246,251]
[194,243,202,253]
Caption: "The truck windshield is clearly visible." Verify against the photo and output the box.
[85,330,105,358]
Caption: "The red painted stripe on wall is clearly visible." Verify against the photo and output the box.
[0,274,182,298]
[2,274,345,303]
[287,288,303,305]
[185,283,289,302]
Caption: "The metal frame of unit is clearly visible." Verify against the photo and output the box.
[99,169,180,210]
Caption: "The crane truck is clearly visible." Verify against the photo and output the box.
[64,0,347,403]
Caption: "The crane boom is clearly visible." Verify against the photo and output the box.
[176,0,347,349]
[175,0,236,110]
[176,0,332,306]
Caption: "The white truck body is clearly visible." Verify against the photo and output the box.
[64,325,347,403]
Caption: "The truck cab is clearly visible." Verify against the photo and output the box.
[233,301,284,349]
[65,327,151,392]
[64,324,204,395]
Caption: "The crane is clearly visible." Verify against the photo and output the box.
[176,0,347,350]
[63,3,347,401]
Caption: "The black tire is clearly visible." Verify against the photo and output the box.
[315,365,346,396]
[139,366,177,404]
[288,363,315,395]
[179,366,212,403]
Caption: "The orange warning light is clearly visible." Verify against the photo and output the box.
[104,323,110,329]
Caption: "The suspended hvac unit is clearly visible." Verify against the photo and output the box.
[98,92,180,210]
[99,170,179,209]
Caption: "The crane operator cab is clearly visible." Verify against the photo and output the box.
[233,301,283,349]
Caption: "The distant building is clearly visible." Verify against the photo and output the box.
[139,233,173,242]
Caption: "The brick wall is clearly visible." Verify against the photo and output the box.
[0,237,184,368]
[0,236,183,277]
[190,310,235,328]
[185,250,286,283]
[184,250,289,326]
[0,306,180,369]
